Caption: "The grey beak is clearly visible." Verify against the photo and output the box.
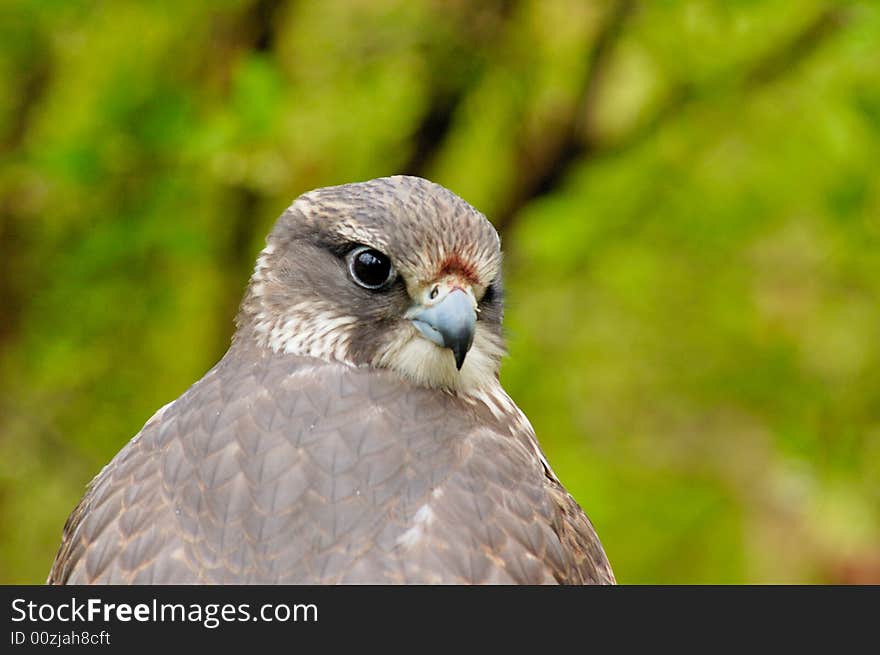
[409,288,476,370]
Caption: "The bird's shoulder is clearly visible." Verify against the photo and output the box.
[50,347,613,584]
[410,386,615,584]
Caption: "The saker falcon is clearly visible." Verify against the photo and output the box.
[49,175,615,584]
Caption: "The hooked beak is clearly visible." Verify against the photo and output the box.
[407,284,477,370]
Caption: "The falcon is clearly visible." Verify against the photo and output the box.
[49,175,615,584]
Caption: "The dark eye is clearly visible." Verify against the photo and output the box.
[481,283,497,304]
[347,246,395,290]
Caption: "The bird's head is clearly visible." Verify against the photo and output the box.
[236,176,505,393]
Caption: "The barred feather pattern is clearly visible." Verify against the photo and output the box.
[49,342,614,585]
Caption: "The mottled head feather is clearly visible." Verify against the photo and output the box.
[235,175,506,393]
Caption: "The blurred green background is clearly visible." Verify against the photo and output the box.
[1,0,879,584]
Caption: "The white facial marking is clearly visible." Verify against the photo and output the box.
[253,302,357,363]
[374,323,504,393]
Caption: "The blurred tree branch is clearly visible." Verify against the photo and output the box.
[214,0,289,356]
[400,1,520,176]
[0,35,53,348]
[594,5,851,165]
[493,0,635,234]
[493,3,851,236]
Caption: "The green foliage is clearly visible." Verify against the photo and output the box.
[1,0,877,583]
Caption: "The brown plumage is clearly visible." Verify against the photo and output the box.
[49,176,614,584]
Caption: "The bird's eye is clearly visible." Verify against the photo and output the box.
[347,246,395,290]
[481,282,497,304]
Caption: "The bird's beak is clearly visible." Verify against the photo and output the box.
[406,281,477,370]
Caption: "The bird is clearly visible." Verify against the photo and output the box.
[48,175,615,584]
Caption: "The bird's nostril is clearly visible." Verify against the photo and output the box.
[429,286,439,300]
